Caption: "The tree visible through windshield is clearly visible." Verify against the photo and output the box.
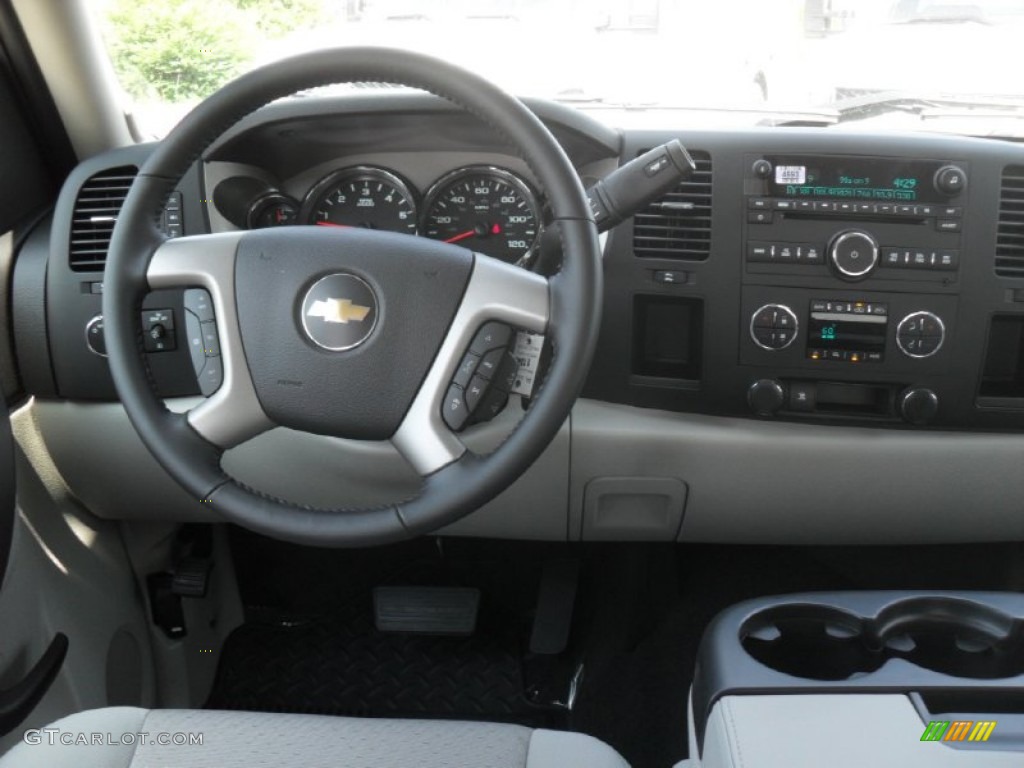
[94,0,1024,137]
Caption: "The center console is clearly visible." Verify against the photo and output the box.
[690,591,1024,767]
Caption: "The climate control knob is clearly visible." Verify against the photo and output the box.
[899,387,939,426]
[750,303,798,351]
[748,379,786,417]
[896,311,945,358]
[829,230,879,280]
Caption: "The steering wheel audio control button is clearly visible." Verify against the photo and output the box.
[442,384,469,431]
[469,322,513,356]
[452,351,480,388]
[465,375,488,412]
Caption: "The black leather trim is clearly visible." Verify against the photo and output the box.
[104,48,600,546]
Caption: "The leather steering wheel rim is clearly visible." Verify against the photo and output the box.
[104,47,601,547]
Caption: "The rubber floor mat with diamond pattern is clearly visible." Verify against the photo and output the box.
[206,608,546,725]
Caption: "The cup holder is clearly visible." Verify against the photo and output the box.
[740,597,1024,681]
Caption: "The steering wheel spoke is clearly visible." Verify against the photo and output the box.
[392,253,549,476]
[147,232,274,449]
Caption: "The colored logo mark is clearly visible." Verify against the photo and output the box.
[921,720,996,743]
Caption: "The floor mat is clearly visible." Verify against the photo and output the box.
[207,605,553,724]
[208,534,564,727]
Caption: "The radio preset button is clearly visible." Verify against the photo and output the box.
[830,229,879,280]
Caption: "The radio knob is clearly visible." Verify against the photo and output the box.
[896,311,945,359]
[748,378,786,417]
[829,230,879,280]
[934,165,967,197]
[752,159,773,179]
[899,387,939,426]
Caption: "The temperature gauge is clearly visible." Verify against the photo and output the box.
[248,193,299,228]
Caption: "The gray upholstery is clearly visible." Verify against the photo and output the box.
[0,707,628,768]
[696,694,1022,768]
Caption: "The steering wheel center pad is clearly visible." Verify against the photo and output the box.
[235,227,472,440]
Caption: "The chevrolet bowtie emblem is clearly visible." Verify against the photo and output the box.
[306,298,372,324]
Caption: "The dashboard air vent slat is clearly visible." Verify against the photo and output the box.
[69,166,138,271]
[997,165,1024,278]
[633,150,712,260]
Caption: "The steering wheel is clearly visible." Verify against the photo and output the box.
[104,48,601,547]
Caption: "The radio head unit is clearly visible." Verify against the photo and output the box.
[764,156,956,204]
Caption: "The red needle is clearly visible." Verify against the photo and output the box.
[316,221,350,228]
[444,230,477,244]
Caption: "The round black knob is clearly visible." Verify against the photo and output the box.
[748,379,786,417]
[85,315,107,357]
[934,165,967,196]
[752,159,773,179]
[829,230,879,280]
[899,387,939,426]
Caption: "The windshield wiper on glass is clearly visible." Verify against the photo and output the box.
[829,91,1024,122]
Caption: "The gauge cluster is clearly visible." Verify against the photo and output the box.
[212,163,543,266]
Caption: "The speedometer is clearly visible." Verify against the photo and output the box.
[302,166,417,234]
[421,167,541,265]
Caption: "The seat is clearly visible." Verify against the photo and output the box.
[0,707,628,767]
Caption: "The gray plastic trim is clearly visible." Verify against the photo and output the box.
[147,232,273,448]
[392,253,549,476]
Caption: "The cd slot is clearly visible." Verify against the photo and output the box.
[782,212,928,225]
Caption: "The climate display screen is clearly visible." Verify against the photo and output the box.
[807,302,888,362]
[767,156,944,203]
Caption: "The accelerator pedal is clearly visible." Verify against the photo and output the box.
[373,586,480,635]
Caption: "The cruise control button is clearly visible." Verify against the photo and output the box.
[442,384,469,431]
[197,356,223,396]
[184,289,215,322]
[185,309,206,377]
[469,322,512,356]
[200,321,220,357]
[453,351,480,388]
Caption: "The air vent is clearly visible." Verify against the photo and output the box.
[69,166,138,271]
[996,165,1024,278]
[633,151,712,260]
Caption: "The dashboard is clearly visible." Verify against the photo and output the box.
[15,93,1024,544]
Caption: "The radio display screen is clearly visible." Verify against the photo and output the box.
[766,156,945,203]
[807,302,888,362]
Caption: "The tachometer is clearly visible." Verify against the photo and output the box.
[421,167,541,265]
[302,166,417,234]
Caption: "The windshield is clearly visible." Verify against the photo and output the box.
[92,0,1024,137]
